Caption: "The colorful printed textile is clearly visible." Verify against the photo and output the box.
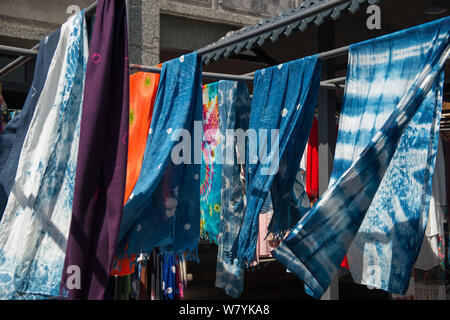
[61,0,130,300]
[215,81,251,298]
[0,11,88,299]
[116,52,202,262]
[200,82,223,243]
[0,30,60,220]
[231,55,322,265]
[273,17,450,299]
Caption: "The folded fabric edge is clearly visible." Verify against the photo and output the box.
[271,242,325,299]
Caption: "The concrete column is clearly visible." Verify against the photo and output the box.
[128,0,160,66]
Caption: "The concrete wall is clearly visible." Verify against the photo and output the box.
[0,0,93,42]
[0,0,306,66]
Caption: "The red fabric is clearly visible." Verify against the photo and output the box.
[306,117,319,202]
[341,255,349,269]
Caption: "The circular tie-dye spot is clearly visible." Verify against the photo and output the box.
[92,52,102,64]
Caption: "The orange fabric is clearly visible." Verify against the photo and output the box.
[110,68,161,277]
[123,68,161,204]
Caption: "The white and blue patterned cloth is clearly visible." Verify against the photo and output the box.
[0,11,88,299]
[232,55,322,265]
[116,52,203,260]
[273,17,450,299]
[214,81,251,298]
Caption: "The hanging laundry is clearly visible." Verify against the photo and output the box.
[125,69,161,204]
[306,116,319,203]
[273,17,450,299]
[0,11,88,299]
[231,55,322,265]
[111,69,161,277]
[0,30,60,220]
[200,82,223,243]
[415,135,446,270]
[61,0,130,300]
[214,81,251,298]
[115,52,202,265]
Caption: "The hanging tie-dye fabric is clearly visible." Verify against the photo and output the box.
[214,81,251,298]
[115,52,202,264]
[0,11,88,299]
[0,29,60,220]
[231,56,322,265]
[273,17,450,299]
[200,82,223,243]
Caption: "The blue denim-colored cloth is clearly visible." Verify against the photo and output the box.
[0,29,60,220]
[273,17,450,299]
[116,52,202,260]
[231,55,322,265]
[214,81,251,298]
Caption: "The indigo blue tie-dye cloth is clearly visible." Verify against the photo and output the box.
[0,11,88,299]
[0,29,60,221]
[116,52,202,261]
[273,17,450,299]
[231,55,322,265]
[214,81,251,298]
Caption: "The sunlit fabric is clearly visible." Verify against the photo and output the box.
[273,17,450,299]
[116,52,202,263]
[0,12,88,299]
[231,55,322,265]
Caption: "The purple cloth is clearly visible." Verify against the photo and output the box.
[61,0,129,300]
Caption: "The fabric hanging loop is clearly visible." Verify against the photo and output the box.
[272,17,450,299]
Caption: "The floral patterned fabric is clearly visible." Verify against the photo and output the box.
[200,82,223,243]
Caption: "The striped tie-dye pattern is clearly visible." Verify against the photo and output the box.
[272,17,450,299]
